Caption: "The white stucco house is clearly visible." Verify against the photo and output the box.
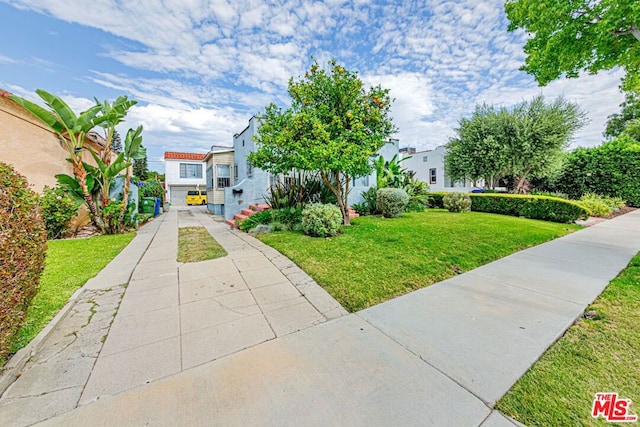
[400,146,480,192]
[164,151,207,205]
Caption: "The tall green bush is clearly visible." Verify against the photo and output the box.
[40,186,78,239]
[0,163,47,365]
[554,138,640,206]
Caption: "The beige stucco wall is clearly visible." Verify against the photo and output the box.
[0,95,111,193]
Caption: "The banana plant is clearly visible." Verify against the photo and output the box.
[95,96,137,164]
[118,126,145,224]
[10,90,108,232]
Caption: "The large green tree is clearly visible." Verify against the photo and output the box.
[249,59,396,224]
[505,0,640,91]
[605,91,640,139]
[445,96,586,193]
[445,105,511,188]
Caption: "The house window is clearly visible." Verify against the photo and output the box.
[234,163,238,180]
[429,168,437,184]
[180,163,202,179]
[246,160,253,177]
[423,156,428,162]
[216,164,231,188]
[206,166,213,190]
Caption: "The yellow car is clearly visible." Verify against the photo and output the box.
[186,190,207,205]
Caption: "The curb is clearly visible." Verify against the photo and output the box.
[0,286,86,396]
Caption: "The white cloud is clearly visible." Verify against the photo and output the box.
[3,0,625,164]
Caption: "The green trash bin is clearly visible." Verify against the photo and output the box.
[140,197,156,214]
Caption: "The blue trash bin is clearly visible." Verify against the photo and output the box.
[154,198,161,216]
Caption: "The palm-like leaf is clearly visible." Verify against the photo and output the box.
[9,94,65,133]
[36,89,78,132]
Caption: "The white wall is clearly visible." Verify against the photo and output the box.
[165,159,206,203]
[402,146,479,192]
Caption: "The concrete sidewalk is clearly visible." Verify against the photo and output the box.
[2,208,639,426]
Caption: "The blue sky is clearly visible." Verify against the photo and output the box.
[0,0,625,173]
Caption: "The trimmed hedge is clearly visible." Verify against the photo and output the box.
[470,194,588,223]
[427,192,587,223]
[0,163,47,364]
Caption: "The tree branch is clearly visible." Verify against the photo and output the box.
[612,23,640,42]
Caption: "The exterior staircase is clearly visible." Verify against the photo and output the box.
[225,204,270,229]
[225,204,359,230]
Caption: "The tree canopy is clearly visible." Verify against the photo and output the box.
[505,0,640,91]
[605,91,640,139]
[445,96,587,193]
[249,59,396,224]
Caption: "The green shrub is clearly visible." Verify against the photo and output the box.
[426,192,447,208]
[578,193,612,217]
[443,192,472,212]
[377,188,409,218]
[0,163,47,365]
[138,179,164,205]
[578,193,627,217]
[351,202,369,216]
[239,210,272,232]
[266,174,336,209]
[40,186,78,239]
[361,186,379,214]
[271,207,302,228]
[301,203,342,237]
[470,194,587,223]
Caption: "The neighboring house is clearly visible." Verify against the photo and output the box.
[164,152,207,205]
[0,89,109,193]
[223,115,400,220]
[203,146,234,215]
[401,145,479,192]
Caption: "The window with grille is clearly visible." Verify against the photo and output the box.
[429,168,437,184]
[246,160,253,177]
[180,163,202,178]
[216,164,231,188]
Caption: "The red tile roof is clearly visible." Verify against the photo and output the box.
[164,151,207,161]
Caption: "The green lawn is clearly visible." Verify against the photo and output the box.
[178,226,227,263]
[258,210,580,312]
[497,252,640,426]
[10,233,135,355]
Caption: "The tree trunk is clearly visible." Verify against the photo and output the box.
[320,170,350,225]
[72,159,106,233]
[515,176,530,194]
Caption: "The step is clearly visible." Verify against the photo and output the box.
[241,209,255,216]
[224,219,238,229]
[249,204,270,212]
[234,214,248,221]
